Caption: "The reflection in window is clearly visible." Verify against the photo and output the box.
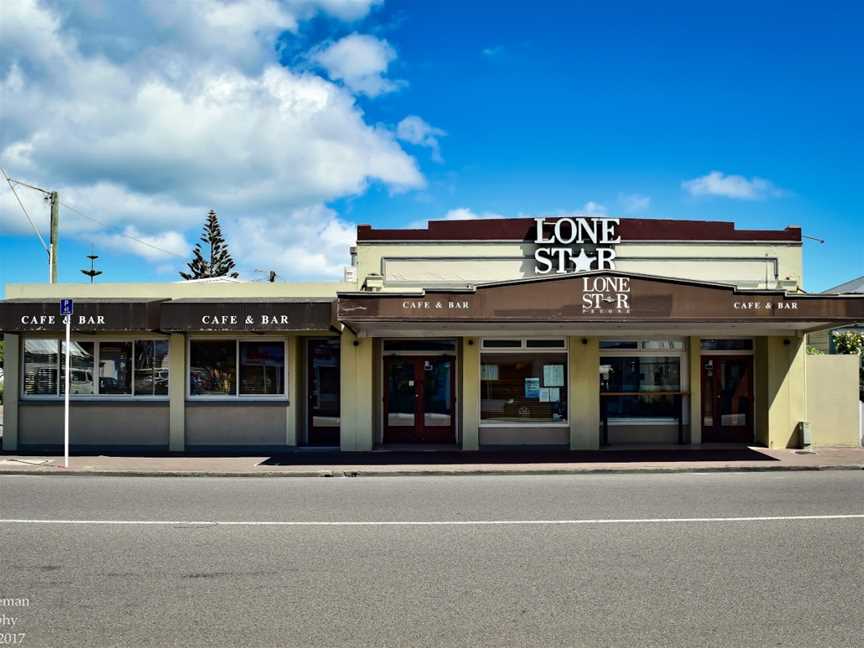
[99,342,132,394]
[239,341,285,395]
[600,356,681,419]
[190,341,236,396]
[60,341,95,395]
[134,340,169,396]
[481,353,568,423]
[23,339,59,395]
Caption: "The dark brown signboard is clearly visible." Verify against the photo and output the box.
[0,300,164,332]
[338,272,864,326]
[160,299,336,332]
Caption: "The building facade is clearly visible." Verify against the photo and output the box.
[2,216,862,453]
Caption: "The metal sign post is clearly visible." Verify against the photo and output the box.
[60,299,73,468]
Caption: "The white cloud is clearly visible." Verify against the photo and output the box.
[396,116,446,162]
[618,193,651,213]
[578,201,607,215]
[482,46,504,57]
[0,0,421,279]
[682,171,785,200]
[311,33,401,97]
[89,226,189,262]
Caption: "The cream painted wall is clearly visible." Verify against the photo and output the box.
[4,281,353,300]
[340,329,373,451]
[569,336,601,450]
[2,334,20,451]
[357,240,803,290]
[760,336,807,448]
[461,337,480,450]
[806,355,860,447]
[185,404,287,446]
[167,333,185,451]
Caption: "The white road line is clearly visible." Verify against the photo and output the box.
[0,514,862,527]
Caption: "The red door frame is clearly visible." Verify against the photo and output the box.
[701,355,754,443]
[383,356,456,444]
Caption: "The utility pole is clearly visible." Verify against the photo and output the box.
[49,191,59,284]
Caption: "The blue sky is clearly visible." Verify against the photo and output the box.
[1,0,862,293]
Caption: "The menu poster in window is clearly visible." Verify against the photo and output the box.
[543,364,565,387]
[524,377,540,399]
[539,387,551,402]
[481,364,499,380]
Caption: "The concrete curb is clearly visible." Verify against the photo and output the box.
[1,464,862,478]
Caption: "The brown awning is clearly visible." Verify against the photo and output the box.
[337,272,864,334]
[159,299,336,332]
[0,299,164,333]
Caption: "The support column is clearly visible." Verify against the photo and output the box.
[340,329,373,451]
[764,335,806,448]
[461,337,480,450]
[569,336,600,450]
[167,333,185,452]
[689,336,702,445]
[285,335,298,446]
[2,334,20,451]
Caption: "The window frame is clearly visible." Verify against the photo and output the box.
[20,335,170,401]
[186,336,289,401]
[599,337,689,426]
[480,337,569,427]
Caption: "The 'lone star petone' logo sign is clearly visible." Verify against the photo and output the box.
[533,217,620,274]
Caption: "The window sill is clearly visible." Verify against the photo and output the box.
[185,399,290,407]
[19,399,169,406]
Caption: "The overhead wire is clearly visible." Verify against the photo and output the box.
[1,167,50,253]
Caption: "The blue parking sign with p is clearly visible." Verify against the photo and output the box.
[60,299,74,316]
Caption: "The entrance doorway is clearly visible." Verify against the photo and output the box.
[306,338,340,446]
[383,356,455,444]
[701,356,754,443]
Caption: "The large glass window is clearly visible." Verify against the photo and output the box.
[189,339,286,397]
[190,341,236,396]
[99,342,132,394]
[600,356,682,419]
[22,338,169,397]
[481,353,568,423]
[23,339,59,395]
[134,340,170,396]
[239,341,285,395]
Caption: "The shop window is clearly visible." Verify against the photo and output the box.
[22,337,170,398]
[599,356,682,419]
[239,341,285,395]
[482,338,568,350]
[99,342,132,395]
[190,340,236,396]
[23,339,59,395]
[481,353,568,424]
[134,340,169,396]
[601,339,684,351]
[700,339,753,351]
[189,339,286,397]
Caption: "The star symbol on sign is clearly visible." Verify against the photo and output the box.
[572,249,594,273]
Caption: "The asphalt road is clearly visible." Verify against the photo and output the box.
[1,472,862,648]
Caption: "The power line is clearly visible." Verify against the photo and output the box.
[59,200,187,260]
[1,167,50,253]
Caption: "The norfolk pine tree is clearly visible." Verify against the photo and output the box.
[180,210,240,280]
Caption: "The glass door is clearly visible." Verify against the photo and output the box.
[701,356,754,443]
[384,356,455,444]
[307,338,340,446]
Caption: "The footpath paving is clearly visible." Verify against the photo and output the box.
[0,446,862,477]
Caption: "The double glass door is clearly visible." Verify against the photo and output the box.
[701,356,754,443]
[384,356,455,444]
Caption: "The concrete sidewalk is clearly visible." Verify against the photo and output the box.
[0,446,862,477]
